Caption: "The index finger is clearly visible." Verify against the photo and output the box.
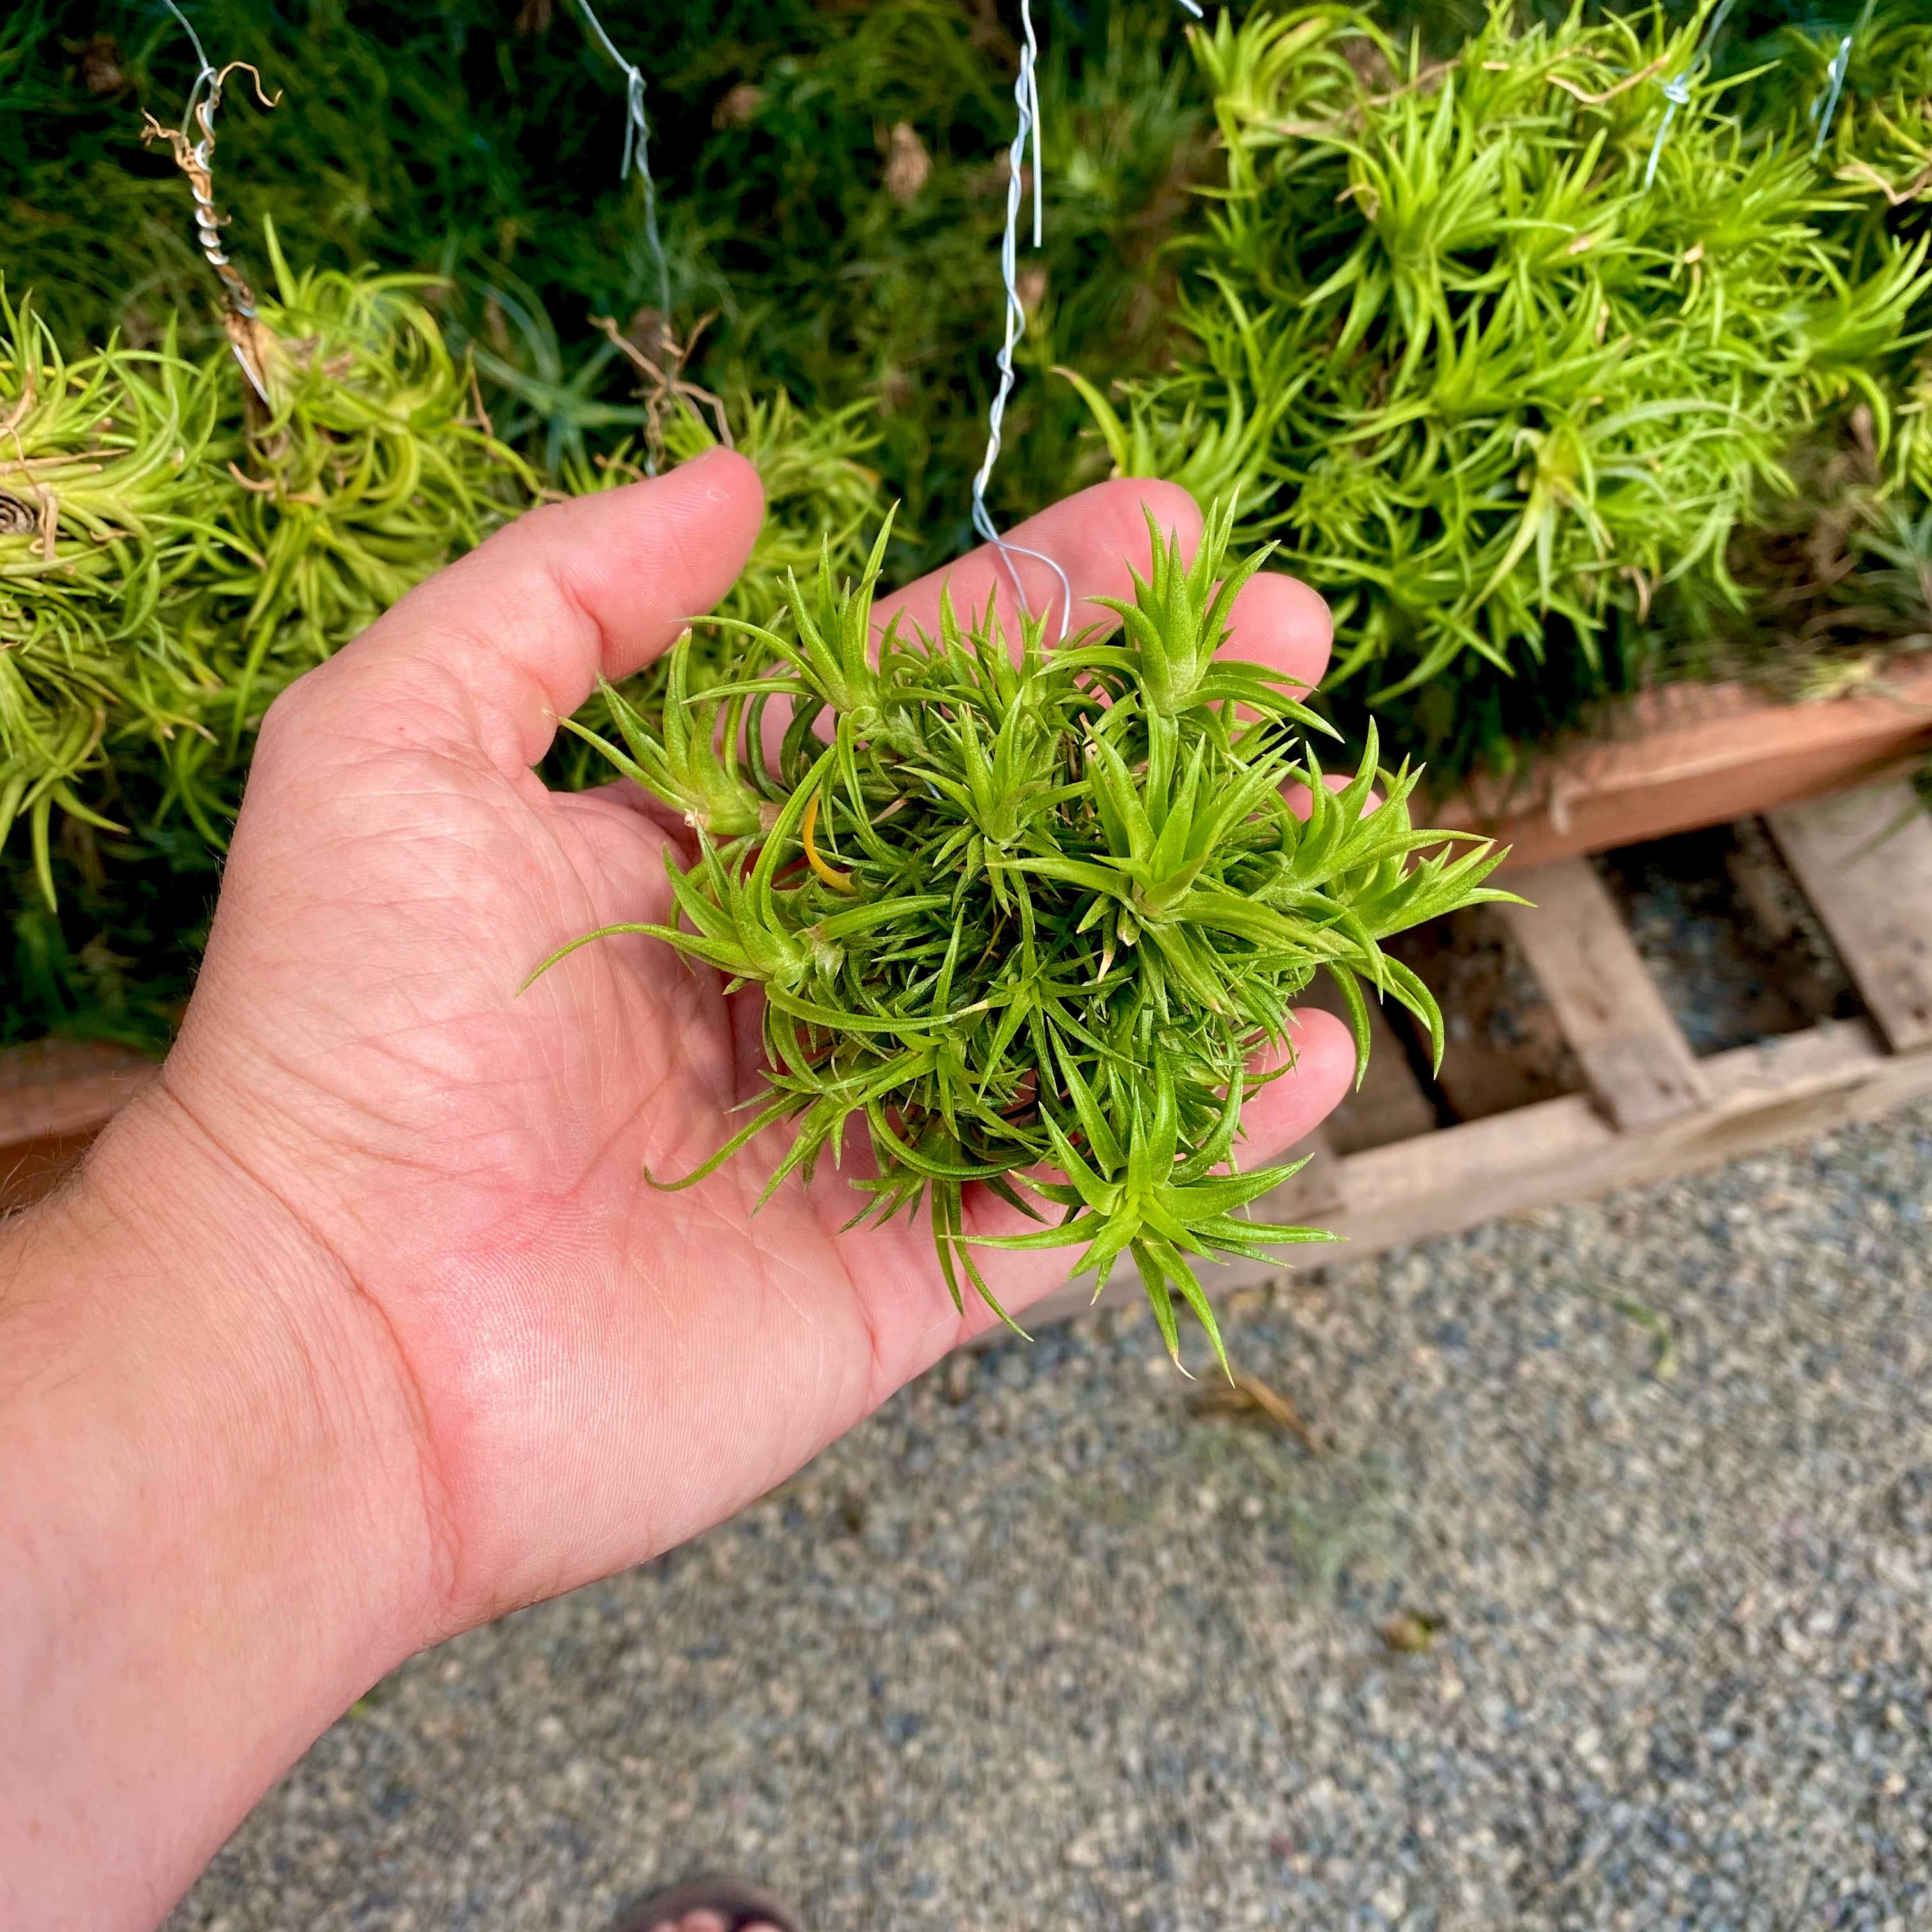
[875,479,1202,643]
[877,479,1332,699]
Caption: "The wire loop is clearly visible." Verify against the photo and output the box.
[1810,34,1854,159]
[969,0,1202,640]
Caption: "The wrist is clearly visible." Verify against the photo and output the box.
[0,1080,444,1931]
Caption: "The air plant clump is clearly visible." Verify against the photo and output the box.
[1067,2,1932,781]
[0,293,227,904]
[1802,10,1932,508]
[207,231,535,718]
[1648,6,1932,705]
[534,505,1513,1367]
[548,358,890,792]
[161,232,540,845]
[1673,403,1932,701]
[1790,6,1932,220]
[0,246,535,878]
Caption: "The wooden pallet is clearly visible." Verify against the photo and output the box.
[1017,776,1932,1332]
[1436,659,1932,873]
[5,773,1931,1317]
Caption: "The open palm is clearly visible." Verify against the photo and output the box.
[157,452,1352,1634]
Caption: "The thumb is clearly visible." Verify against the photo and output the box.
[288,448,765,775]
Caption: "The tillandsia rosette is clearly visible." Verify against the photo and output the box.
[1064,1,1932,781]
[533,503,1515,1370]
[202,221,538,747]
[0,290,229,904]
[0,222,543,876]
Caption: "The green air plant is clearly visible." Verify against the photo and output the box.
[549,367,890,792]
[189,225,537,772]
[0,289,227,904]
[1,0,1211,576]
[0,235,539,865]
[1644,5,1932,704]
[530,505,1513,1368]
[1779,4,1932,218]
[1066,1,1932,784]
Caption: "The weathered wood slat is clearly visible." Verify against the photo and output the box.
[1435,661,1932,873]
[1000,1014,1932,1337]
[1767,782,1932,1055]
[0,1039,157,1149]
[1497,857,1711,1130]
[0,1040,158,1215]
[1262,1124,1343,1222]
[1320,1016,1908,1257]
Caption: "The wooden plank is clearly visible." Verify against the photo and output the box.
[1498,857,1711,1130]
[0,1039,157,1151]
[1767,783,1932,1055]
[1324,1017,1892,1255]
[0,1133,97,1216]
[1022,1016,1932,1337]
[1433,661,1932,874]
[1262,1124,1343,1222]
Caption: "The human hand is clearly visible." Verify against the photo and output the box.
[0,454,1349,1929]
[158,450,1351,1620]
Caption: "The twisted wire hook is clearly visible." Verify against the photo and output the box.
[158,1,277,402]
[1810,34,1854,160]
[969,0,1202,641]
[163,1,250,318]
[569,0,670,321]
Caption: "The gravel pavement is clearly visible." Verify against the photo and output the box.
[169,1101,1932,1932]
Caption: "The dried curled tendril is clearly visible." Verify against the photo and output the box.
[528,505,1516,1370]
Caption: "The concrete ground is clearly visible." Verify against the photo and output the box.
[169,1101,1932,1932]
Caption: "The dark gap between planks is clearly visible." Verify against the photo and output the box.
[1306,815,1871,1153]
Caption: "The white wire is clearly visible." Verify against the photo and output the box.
[1643,0,1738,190]
[569,0,670,320]
[969,0,1072,638]
[969,1,1205,640]
[165,0,212,93]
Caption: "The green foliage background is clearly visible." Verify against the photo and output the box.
[3,0,1211,563]
[1,0,1928,1051]
[1,0,1215,1045]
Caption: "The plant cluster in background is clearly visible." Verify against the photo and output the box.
[0,0,1211,1046]
[1073,0,1932,783]
[1,0,1207,564]
[0,212,558,1013]
[3,0,1929,1055]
